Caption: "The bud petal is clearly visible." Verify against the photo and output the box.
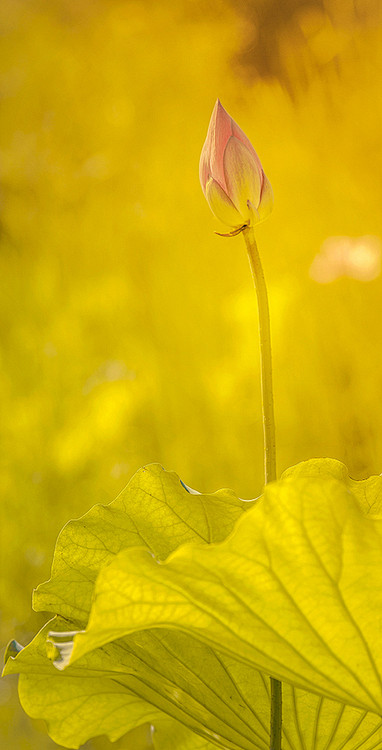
[257,173,274,222]
[205,178,244,227]
[199,100,232,197]
[223,137,262,222]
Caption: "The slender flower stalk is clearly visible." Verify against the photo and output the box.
[200,101,281,750]
[242,219,276,485]
[243,214,281,750]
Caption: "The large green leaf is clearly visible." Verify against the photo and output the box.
[5,459,382,749]
[4,619,228,749]
[5,463,262,749]
[65,471,382,715]
[6,617,382,750]
[4,620,162,748]
[281,458,382,516]
[33,462,248,624]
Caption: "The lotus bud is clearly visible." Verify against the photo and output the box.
[199,99,273,230]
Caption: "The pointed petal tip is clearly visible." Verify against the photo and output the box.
[215,99,228,115]
[212,99,229,120]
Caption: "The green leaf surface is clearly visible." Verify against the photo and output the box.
[4,618,227,749]
[33,462,249,624]
[5,617,382,750]
[5,459,382,749]
[281,459,382,516]
[153,720,222,750]
[4,620,162,748]
[5,463,258,749]
[68,472,382,715]
[4,616,269,749]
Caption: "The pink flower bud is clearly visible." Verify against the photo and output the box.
[199,100,273,229]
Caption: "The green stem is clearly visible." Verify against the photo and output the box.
[242,225,276,484]
[242,224,282,750]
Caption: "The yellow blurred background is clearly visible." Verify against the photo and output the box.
[1,0,382,747]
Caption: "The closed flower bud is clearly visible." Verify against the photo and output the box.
[199,99,273,229]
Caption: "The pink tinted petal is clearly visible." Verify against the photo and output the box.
[231,120,263,175]
[199,141,210,195]
[258,173,274,222]
[205,177,244,227]
[223,137,262,218]
[205,100,233,192]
